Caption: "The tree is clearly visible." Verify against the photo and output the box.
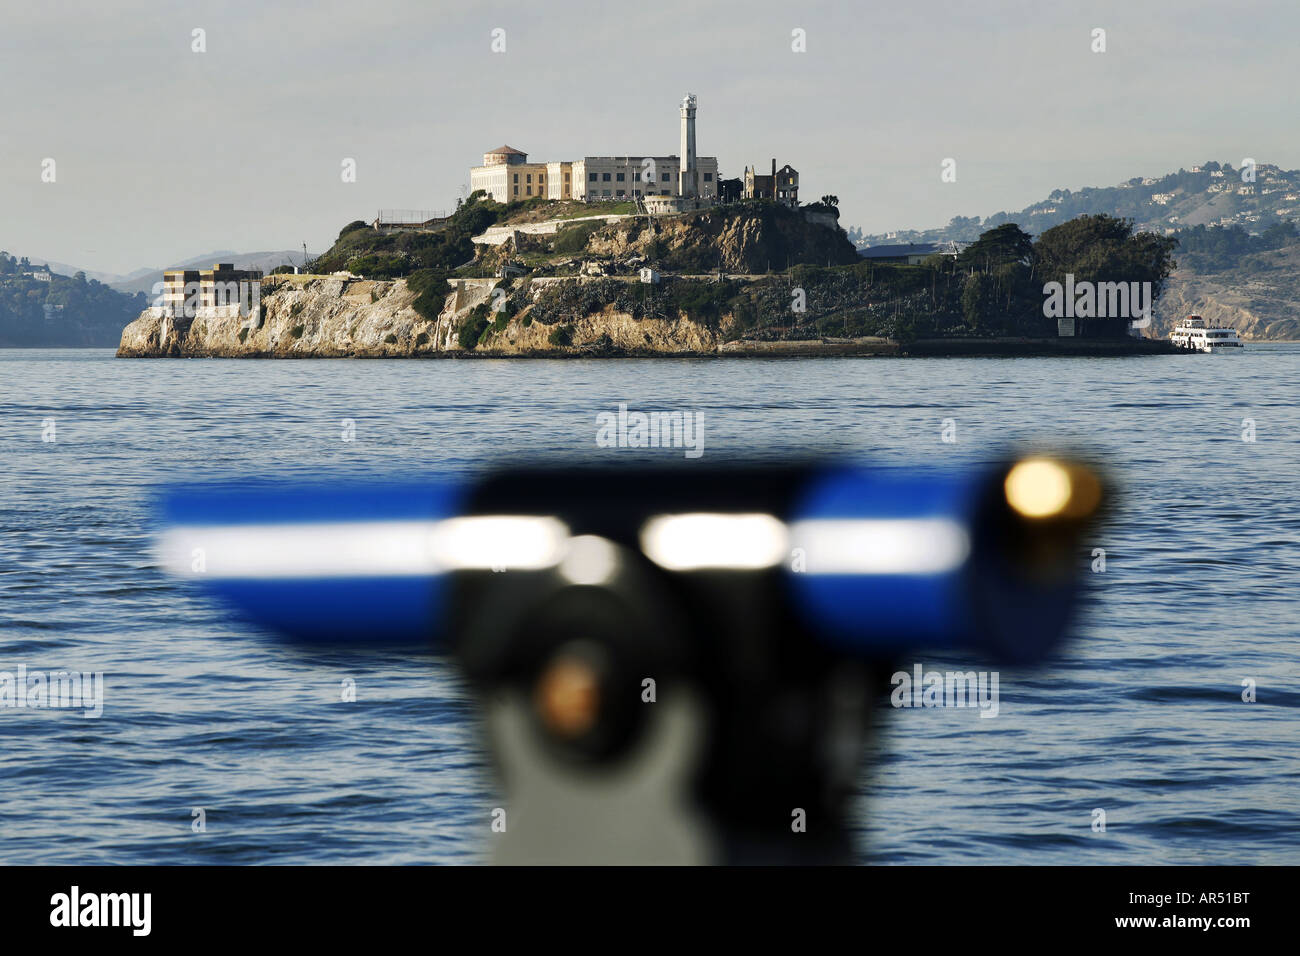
[1035,215,1175,288]
[1034,214,1177,337]
[820,195,839,207]
[955,224,1039,333]
[1261,221,1296,249]
[961,272,994,331]
[945,215,983,240]
[958,223,1035,274]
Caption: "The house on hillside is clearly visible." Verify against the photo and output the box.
[743,160,799,207]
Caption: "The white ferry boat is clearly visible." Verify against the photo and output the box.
[1169,315,1243,352]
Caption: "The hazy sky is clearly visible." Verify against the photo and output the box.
[4,0,1298,275]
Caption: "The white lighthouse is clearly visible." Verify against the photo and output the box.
[679,93,698,198]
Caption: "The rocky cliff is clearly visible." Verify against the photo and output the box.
[118,274,443,357]
[116,273,726,358]
[119,202,864,358]
[582,204,858,274]
[118,200,1216,357]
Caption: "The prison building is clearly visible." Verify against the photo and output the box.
[160,263,263,317]
[468,96,719,204]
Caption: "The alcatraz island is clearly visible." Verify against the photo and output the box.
[117,94,1179,359]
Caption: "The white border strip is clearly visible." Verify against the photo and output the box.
[157,516,569,579]
[788,518,970,575]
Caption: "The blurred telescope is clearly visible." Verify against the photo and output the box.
[156,455,1106,864]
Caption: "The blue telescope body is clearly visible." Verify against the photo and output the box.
[156,457,1107,864]
[155,457,1104,665]
[157,479,464,644]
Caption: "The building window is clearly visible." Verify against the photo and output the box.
[565,174,570,182]
[513,174,518,183]
[704,173,712,182]
[589,172,597,182]
[616,172,625,181]
[602,189,611,197]
[526,174,532,183]
[602,173,611,181]
[662,172,670,181]
[526,186,532,195]
[616,189,625,197]
[513,186,519,196]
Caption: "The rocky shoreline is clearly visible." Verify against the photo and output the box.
[117,273,1182,360]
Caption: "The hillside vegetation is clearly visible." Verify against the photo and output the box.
[856,160,1300,246]
[460,214,1174,347]
[0,253,146,347]
[309,193,858,323]
[310,193,855,279]
[304,197,1176,346]
[847,161,1300,339]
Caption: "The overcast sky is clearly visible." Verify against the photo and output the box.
[3,0,1298,275]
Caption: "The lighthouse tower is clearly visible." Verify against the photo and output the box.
[679,93,697,198]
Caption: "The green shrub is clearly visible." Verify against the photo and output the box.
[407,269,452,321]
[415,331,429,346]
[662,279,738,325]
[553,221,602,255]
[346,254,408,279]
[310,196,508,276]
[790,263,829,286]
[290,325,304,339]
[384,333,397,344]
[548,324,574,347]
[458,306,490,349]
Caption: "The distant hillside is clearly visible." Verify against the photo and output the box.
[23,259,121,286]
[851,160,1300,247]
[23,250,303,294]
[846,160,1300,340]
[0,254,145,347]
[107,250,303,295]
[1153,240,1300,340]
